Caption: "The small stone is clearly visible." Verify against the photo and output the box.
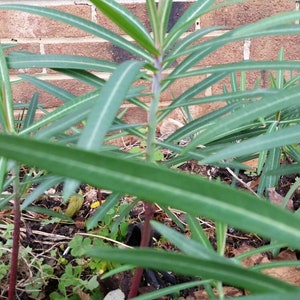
[103,289,125,300]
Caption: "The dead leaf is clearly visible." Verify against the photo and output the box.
[159,118,184,137]
[193,286,243,299]
[76,289,91,300]
[231,244,269,268]
[267,187,294,211]
[261,249,300,285]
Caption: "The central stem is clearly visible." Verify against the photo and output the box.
[146,55,163,162]
[128,56,163,298]
[8,164,21,300]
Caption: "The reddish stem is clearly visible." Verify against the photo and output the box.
[128,202,155,298]
[8,198,21,300]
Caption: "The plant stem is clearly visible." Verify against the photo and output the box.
[129,55,163,298]
[146,56,162,162]
[8,165,21,300]
[128,202,155,298]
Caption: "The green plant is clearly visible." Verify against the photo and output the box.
[0,223,55,298]
[0,0,300,299]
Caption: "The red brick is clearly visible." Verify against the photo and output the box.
[122,106,148,125]
[0,5,92,39]
[44,42,113,59]
[198,39,244,67]
[201,0,296,29]
[250,36,300,61]
[44,41,138,63]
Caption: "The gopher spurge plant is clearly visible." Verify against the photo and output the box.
[0,0,300,298]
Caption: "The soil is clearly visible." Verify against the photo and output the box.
[1,161,300,299]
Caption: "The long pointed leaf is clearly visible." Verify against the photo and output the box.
[202,123,300,164]
[164,0,215,51]
[90,0,158,56]
[1,134,300,249]
[84,247,297,293]
[7,54,117,72]
[63,60,144,197]
[78,60,144,151]
[186,85,300,150]
[0,43,15,133]
[166,61,300,80]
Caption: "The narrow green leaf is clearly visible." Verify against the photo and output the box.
[159,89,277,111]
[78,60,144,151]
[0,43,15,133]
[257,122,278,175]
[164,26,222,69]
[267,164,300,176]
[133,280,208,300]
[84,247,296,293]
[22,92,39,130]
[86,192,121,230]
[1,135,300,249]
[63,60,144,197]
[276,48,285,89]
[257,133,281,195]
[146,0,160,49]
[162,47,213,91]
[7,54,117,72]
[35,109,88,140]
[21,175,63,209]
[157,0,173,45]
[216,221,227,256]
[185,214,214,251]
[20,90,100,136]
[166,61,300,80]
[202,124,300,164]
[186,85,300,151]
[90,0,158,56]
[152,221,227,264]
[19,74,75,103]
[0,157,7,191]
[164,0,215,51]
[52,69,106,88]
[159,72,228,121]
[165,102,242,143]
[223,291,300,300]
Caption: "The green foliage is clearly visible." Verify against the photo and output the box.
[0,0,300,299]
[0,224,55,298]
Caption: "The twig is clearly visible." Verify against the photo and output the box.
[226,167,259,197]
[76,232,132,249]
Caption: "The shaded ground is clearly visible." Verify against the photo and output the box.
[1,161,300,299]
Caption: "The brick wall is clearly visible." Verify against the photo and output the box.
[0,0,299,124]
